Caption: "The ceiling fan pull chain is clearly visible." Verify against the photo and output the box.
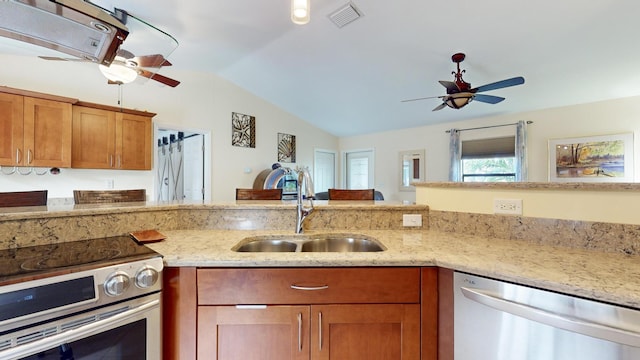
[118,84,124,110]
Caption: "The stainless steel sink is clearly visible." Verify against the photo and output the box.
[232,234,385,253]
[234,238,298,252]
[301,236,384,252]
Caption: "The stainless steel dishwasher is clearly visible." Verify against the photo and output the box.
[454,272,640,360]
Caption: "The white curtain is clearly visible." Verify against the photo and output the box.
[515,120,528,181]
[448,129,461,182]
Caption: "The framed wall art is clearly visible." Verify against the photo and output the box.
[277,133,296,163]
[548,133,634,182]
[231,112,256,148]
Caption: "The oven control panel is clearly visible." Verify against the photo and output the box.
[99,257,163,299]
[0,256,163,331]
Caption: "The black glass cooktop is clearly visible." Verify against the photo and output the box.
[0,236,160,284]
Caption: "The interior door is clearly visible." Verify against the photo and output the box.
[183,134,205,201]
[344,149,374,189]
[314,149,336,194]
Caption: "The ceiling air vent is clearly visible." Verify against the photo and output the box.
[328,2,364,28]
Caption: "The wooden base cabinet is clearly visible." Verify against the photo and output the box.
[164,267,434,360]
[197,304,419,360]
[198,306,310,360]
[311,304,420,360]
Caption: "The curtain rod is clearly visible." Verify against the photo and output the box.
[445,120,533,133]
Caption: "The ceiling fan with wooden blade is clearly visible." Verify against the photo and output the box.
[39,6,180,87]
[41,48,180,87]
[402,53,524,111]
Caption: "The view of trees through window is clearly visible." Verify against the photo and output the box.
[462,157,516,182]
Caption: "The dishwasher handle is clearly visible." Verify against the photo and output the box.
[461,286,640,347]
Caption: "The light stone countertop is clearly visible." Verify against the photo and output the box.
[146,228,640,310]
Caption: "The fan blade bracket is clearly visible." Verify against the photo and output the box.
[439,80,460,94]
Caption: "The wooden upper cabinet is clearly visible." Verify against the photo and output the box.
[72,106,116,169]
[0,92,72,167]
[0,93,24,166]
[23,97,72,167]
[72,104,153,170]
[117,112,152,170]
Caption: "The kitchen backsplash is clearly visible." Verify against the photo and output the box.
[0,204,429,250]
[429,210,640,255]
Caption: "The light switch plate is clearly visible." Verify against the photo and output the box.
[403,214,422,227]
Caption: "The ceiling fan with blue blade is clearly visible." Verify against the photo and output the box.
[402,53,524,111]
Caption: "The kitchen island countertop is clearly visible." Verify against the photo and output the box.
[146,228,640,310]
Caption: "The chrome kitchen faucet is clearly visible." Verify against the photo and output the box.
[295,166,314,233]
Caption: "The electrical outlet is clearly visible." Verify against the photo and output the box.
[403,214,422,227]
[494,199,522,215]
[105,179,114,189]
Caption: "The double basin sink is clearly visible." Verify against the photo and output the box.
[233,233,385,253]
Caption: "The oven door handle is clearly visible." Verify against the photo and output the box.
[0,298,159,359]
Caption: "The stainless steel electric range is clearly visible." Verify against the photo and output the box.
[0,236,163,359]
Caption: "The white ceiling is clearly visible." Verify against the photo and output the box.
[2,0,640,137]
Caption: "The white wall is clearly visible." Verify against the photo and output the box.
[339,96,640,202]
[0,54,338,202]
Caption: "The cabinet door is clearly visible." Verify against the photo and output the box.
[23,97,72,167]
[72,106,116,169]
[198,305,310,360]
[0,93,23,166]
[311,304,420,360]
[116,113,152,170]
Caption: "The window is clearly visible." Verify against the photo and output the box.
[461,137,516,182]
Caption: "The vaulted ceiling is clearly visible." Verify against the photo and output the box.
[1,0,639,137]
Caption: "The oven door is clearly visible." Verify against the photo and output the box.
[0,293,160,360]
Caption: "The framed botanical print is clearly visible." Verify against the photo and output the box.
[277,133,296,163]
[231,112,256,148]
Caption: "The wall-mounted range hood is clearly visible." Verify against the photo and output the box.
[0,0,128,65]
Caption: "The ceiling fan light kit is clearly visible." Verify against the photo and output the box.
[98,63,138,84]
[445,93,474,109]
[292,0,310,25]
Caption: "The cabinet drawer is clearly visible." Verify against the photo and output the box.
[197,267,420,305]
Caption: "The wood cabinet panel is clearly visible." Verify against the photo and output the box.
[117,112,152,170]
[163,267,197,360]
[311,304,420,360]
[0,93,23,166]
[421,267,439,360]
[71,105,152,170]
[23,97,72,167]
[0,93,71,167]
[71,106,116,169]
[197,267,421,305]
[198,306,310,360]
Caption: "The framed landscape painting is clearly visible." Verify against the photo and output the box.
[548,133,634,182]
